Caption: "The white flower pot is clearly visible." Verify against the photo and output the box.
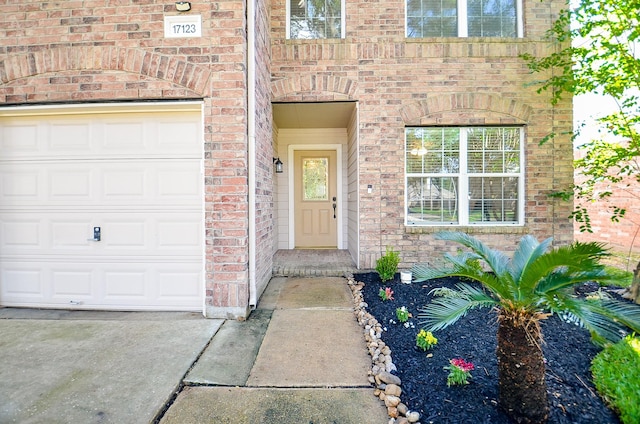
[400,271,412,284]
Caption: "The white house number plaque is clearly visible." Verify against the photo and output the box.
[164,15,202,38]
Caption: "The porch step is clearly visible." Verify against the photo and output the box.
[272,249,359,277]
[272,265,356,277]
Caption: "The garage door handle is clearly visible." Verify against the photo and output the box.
[87,227,101,242]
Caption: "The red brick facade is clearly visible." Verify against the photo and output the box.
[270,0,574,267]
[0,1,573,317]
[574,174,640,262]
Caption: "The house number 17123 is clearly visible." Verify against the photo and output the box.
[164,15,202,38]
[173,24,197,34]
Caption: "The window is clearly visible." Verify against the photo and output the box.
[288,0,344,39]
[406,0,521,38]
[303,157,329,200]
[405,127,524,226]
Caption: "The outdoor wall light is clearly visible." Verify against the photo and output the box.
[175,1,191,11]
[273,157,283,173]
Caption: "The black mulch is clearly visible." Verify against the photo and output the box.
[356,272,626,424]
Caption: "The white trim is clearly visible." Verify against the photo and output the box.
[516,0,524,38]
[247,0,258,308]
[459,129,469,223]
[285,0,291,39]
[287,144,344,249]
[458,0,468,38]
[354,103,360,268]
[404,127,525,227]
[286,0,346,39]
[340,0,346,38]
[405,0,523,38]
[0,101,204,117]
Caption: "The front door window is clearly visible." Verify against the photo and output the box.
[303,158,329,201]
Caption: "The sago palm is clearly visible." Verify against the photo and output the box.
[412,232,640,424]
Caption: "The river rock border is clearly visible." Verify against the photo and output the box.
[346,274,422,424]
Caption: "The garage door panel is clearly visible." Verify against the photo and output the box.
[50,169,94,198]
[49,121,92,151]
[157,165,201,197]
[103,169,146,197]
[157,119,201,152]
[0,121,39,155]
[0,107,204,311]
[1,260,202,310]
[158,271,201,298]
[105,221,147,248]
[1,112,201,160]
[1,169,40,199]
[157,219,202,249]
[0,160,201,207]
[1,220,41,248]
[104,270,148,298]
[51,220,95,248]
[102,121,145,151]
[52,271,94,297]
[1,267,44,297]
[1,213,202,256]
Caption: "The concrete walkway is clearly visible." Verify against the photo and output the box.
[160,276,388,423]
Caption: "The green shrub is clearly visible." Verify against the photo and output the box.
[376,246,400,282]
[396,306,409,323]
[591,334,640,423]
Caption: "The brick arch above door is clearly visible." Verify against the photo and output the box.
[0,46,212,100]
[400,93,533,126]
[271,75,358,102]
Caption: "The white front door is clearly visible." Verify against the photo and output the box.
[0,105,203,311]
[293,150,338,248]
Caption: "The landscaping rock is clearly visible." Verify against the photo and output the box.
[385,384,402,397]
[397,403,408,416]
[384,395,401,407]
[406,411,421,422]
[378,371,401,386]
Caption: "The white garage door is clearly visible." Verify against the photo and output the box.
[0,103,204,311]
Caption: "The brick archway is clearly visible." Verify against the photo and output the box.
[0,46,212,97]
[400,93,532,125]
[271,75,357,101]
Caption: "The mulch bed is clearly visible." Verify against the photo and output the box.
[356,272,625,424]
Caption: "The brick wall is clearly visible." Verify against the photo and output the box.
[252,0,277,302]
[574,173,640,259]
[270,0,574,267]
[0,1,263,318]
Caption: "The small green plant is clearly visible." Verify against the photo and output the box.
[376,246,400,282]
[444,358,474,387]
[591,334,640,424]
[378,287,394,301]
[415,329,438,351]
[396,306,410,323]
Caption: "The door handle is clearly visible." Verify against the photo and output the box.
[333,203,336,219]
[87,227,101,242]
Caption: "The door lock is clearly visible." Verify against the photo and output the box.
[88,227,101,242]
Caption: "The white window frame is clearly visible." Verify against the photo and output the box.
[405,0,524,38]
[286,0,346,40]
[404,127,525,227]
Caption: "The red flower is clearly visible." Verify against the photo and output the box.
[451,358,475,372]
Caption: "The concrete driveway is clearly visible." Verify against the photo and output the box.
[0,309,222,424]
